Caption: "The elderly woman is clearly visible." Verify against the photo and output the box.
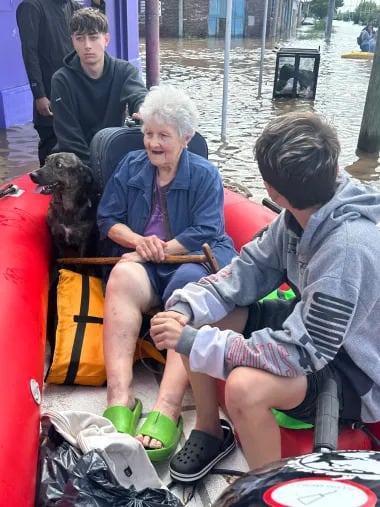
[97,84,236,462]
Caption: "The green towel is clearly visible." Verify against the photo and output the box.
[272,409,313,429]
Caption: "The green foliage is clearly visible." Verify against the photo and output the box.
[309,0,344,19]
[354,1,380,25]
[336,11,356,22]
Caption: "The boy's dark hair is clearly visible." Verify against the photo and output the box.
[254,112,340,210]
[70,7,109,35]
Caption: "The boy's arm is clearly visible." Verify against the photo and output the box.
[166,223,285,327]
[120,63,148,116]
[174,276,359,380]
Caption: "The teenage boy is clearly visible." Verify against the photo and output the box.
[51,8,148,164]
[150,112,380,482]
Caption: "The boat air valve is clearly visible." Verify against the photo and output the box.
[30,379,41,405]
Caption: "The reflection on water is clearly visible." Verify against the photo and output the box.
[0,122,39,183]
[1,20,379,200]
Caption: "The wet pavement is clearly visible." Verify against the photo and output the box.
[1,20,379,201]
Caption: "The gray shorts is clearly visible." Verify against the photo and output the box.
[243,297,362,425]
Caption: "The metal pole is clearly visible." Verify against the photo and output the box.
[357,33,380,155]
[286,0,292,32]
[257,0,269,98]
[178,0,183,38]
[145,0,160,88]
[221,0,232,142]
[325,0,335,41]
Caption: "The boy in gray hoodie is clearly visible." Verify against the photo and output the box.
[150,112,380,482]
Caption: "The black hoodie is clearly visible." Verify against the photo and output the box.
[51,51,148,163]
[16,0,79,127]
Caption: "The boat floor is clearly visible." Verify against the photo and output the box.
[42,360,249,506]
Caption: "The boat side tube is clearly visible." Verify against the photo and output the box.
[0,174,52,506]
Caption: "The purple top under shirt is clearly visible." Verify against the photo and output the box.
[143,176,170,240]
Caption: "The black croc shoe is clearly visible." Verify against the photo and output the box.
[169,418,236,483]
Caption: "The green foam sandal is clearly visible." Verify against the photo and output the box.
[137,411,183,462]
[103,399,142,435]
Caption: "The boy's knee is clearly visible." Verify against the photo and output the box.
[225,368,270,415]
[225,368,256,413]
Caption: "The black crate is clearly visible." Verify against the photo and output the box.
[273,47,320,100]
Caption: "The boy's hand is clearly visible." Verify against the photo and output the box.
[150,311,188,350]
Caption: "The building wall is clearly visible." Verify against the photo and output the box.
[139,0,209,38]
[245,0,261,37]
[138,0,298,40]
[160,0,178,37]
[183,0,209,37]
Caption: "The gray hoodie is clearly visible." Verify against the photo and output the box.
[167,173,380,423]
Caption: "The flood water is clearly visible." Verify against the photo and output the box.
[1,20,379,201]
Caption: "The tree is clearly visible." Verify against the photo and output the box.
[353,1,380,25]
[309,0,344,19]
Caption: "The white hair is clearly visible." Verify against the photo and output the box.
[139,84,199,139]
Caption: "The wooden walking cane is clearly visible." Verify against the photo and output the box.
[57,243,220,274]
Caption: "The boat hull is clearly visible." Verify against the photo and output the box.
[341,51,374,59]
[0,174,51,506]
[223,187,275,250]
[2,180,378,503]
[0,182,275,504]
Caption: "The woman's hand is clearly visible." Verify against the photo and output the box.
[150,311,189,350]
[135,235,167,262]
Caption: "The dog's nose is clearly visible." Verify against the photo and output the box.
[29,171,40,184]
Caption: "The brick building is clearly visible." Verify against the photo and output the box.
[139,0,302,39]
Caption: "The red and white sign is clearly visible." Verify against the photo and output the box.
[263,477,377,507]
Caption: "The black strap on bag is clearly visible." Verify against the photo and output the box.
[74,315,103,324]
[64,274,102,384]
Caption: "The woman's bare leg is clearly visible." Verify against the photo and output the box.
[136,349,189,448]
[104,261,159,409]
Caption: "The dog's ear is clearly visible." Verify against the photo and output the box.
[81,164,94,185]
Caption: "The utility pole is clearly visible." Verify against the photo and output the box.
[258,0,269,98]
[357,35,380,155]
[221,0,232,142]
[325,0,335,41]
[178,0,183,38]
[145,0,160,88]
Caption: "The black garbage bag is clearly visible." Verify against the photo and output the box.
[36,426,83,505]
[36,425,183,507]
[57,449,182,506]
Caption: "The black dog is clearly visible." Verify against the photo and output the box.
[276,63,315,98]
[30,152,99,258]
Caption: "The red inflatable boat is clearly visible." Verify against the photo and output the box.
[0,176,379,505]
[0,174,51,505]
